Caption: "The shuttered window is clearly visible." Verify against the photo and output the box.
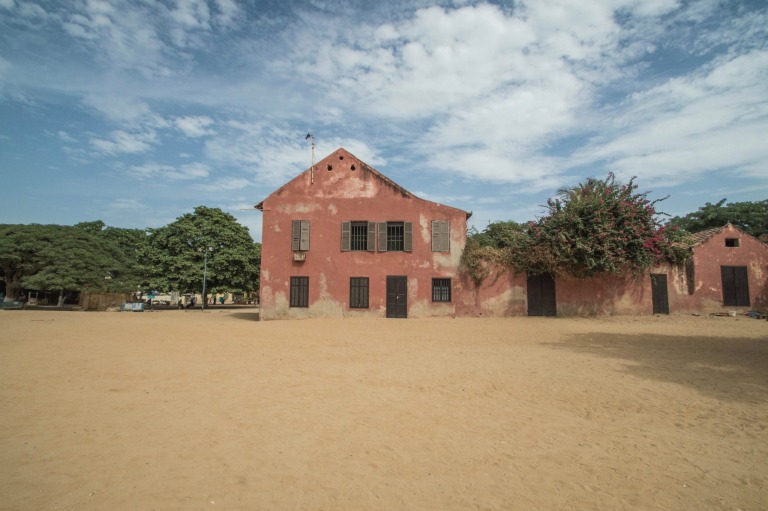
[341,221,376,252]
[289,276,309,307]
[388,222,404,251]
[379,221,412,252]
[349,277,369,308]
[432,278,451,302]
[721,266,750,306]
[291,220,310,251]
[431,220,450,252]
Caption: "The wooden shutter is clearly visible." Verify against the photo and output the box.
[404,222,413,252]
[341,222,350,252]
[300,220,310,251]
[291,220,301,251]
[367,221,376,252]
[432,220,449,252]
[442,221,450,252]
[378,222,387,252]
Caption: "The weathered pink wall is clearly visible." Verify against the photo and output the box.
[456,270,527,317]
[258,148,469,320]
[455,225,768,316]
[260,155,767,320]
[674,224,768,312]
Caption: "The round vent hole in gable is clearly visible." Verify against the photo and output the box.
[351,164,356,171]
[327,164,332,171]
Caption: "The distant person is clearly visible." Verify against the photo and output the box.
[219,296,225,304]
[178,299,183,309]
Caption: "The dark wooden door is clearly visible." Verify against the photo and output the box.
[650,274,669,314]
[527,273,556,316]
[386,276,407,318]
[721,266,750,306]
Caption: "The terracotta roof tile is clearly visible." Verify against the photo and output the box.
[685,225,726,246]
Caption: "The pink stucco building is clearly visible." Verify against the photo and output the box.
[465,223,768,317]
[256,148,471,320]
[257,149,767,319]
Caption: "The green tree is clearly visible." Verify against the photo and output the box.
[0,224,53,301]
[146,206,260,299]
[468,221,525,249]
[667,199,768,237]
[0,223,142,305]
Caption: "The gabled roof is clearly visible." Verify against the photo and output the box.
[682,223,758,247]
[255,147,471,219]
[686,225,727,246]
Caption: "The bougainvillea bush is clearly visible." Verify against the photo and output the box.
[461,174,691,283]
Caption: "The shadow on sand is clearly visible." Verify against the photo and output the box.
[548,331,768,404]
[229,311,260,321]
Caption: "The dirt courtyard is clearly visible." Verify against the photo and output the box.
[1,310,766,510]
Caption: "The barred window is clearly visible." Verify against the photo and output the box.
[350,222,369,251]
[349,277,369,308]
[378,222,412,252]
[432,278,451,302]
[290,276,309,307]
[341,221,376,252]
[387,222,404,251]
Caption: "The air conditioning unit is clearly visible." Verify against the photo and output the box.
[293,251,306,261]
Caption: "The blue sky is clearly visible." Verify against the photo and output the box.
[1,0,766,242]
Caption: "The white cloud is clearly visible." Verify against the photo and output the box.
[199,177,253,192]
[62,0,172,77]
[83,95,154,124]
[204,120,386,185]
[273,1,670,185]
[170,0,211,29]
[91,129,157,154]
[174,115,215,137]
[0,0,15,10]
[212,0,242,28]
[575,49,768,185]
[129,161,210,180]
[57,130,77,143]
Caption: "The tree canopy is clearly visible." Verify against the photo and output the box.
[0,223,145,301]
[1,207,260,302]
[667,199,768,237]
[145,206,260,295]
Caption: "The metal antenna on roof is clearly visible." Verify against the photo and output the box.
[305,132,315,185]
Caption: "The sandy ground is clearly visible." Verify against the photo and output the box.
[0,310,766,511]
